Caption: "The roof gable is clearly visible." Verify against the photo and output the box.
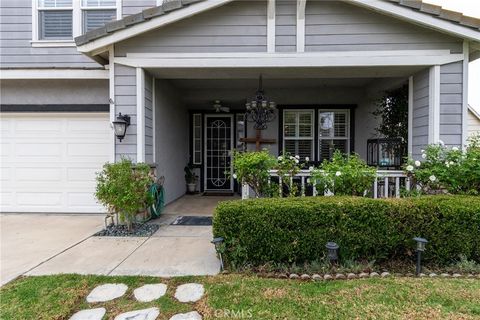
[76,0,480,55]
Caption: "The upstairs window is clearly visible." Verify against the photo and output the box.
[82,0,117,33]
[38,0,73,40]
[33,0,120,45]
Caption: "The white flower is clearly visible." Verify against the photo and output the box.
[421,149,425,153]
[278,156,283,160]
[309,166,314,172]
[307,178,311,184]
[335,171,342,177]
[452,146,459,151]
[429,175,437,182]
[449,161,454,165]
[406,165,414,172]
[295,159,299,164]
[421,153,427,159]
[445,162,450,168]
[305,157,310,162]
[438,140,445,146]
[295,155,300,160]
[415,160,421,167]
[232,173,237,179]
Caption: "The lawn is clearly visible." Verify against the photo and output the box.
[1,274,479,320]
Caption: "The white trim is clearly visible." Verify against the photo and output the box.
[72,0,81,37]
[347,0,480,43]
[31,0,39,42]
[0,69,109,79]
[428,65,440,144]
[408,76,413,156]
[203,114,234,192]
[116,0,122,20]
[136,67,145,163]
[152,77,156,164]
[462,41,469,149]
[109,45,115,163]
[296,0,306,53]
[31,40,76,47]
[77,0,235,53]
[267,0,276,53]
[115,52,464,68]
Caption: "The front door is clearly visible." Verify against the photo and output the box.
[204,114,233,191]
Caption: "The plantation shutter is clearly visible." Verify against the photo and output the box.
[40,10,73,39]
[83,9,116,32]
[318,110,350,162]
[283,110,314,160]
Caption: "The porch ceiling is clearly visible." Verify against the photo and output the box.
[145,66,426,80]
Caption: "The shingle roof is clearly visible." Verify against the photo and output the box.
[391,0,480,30]
[75,0,205,46]
[75,0,480,47]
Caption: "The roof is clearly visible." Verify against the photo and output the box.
[469,105,480,120]
[75,0,205,46]
[391,0,480,31]
[75,0,480,51]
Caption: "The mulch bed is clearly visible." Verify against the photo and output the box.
[94,223,160,237]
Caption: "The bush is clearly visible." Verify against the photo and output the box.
[213,196,480,267]
[95,159,154,230]
[232,150,276,197]
[404,136,480,195]
[311,151,376,196]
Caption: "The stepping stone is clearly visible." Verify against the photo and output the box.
[114,307,160,320]
[70,308,106,320]
[174,283,205,303]
[170,311,202,320]
[86,284,128,303]
[134,284,167,302]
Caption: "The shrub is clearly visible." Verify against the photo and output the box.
[95,159,154,230]
[232,150,276,197]
[311,151,376,196]
[405,137,480,195]
[213,196,480,267]
[275,153,303,197]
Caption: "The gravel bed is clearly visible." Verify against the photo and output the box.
[94,223,160,237]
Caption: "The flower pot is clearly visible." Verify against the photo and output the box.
[187,183,196,193]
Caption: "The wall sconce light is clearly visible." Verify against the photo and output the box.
[112,113,130,142]
[211,237,225,271]
[325,241,339,265]
[413,237,428,276]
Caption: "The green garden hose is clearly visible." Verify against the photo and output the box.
[148,182,165,219]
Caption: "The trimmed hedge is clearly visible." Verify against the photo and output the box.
[213,196,480,266]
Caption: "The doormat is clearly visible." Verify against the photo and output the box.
[171,216,212,226]
[202,192,234,196]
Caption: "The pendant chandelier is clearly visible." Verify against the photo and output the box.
[245,75,276,130]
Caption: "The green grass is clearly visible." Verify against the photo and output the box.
[1,274,479,320]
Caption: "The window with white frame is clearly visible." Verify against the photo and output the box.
[318,109,350,161]
[283,110,314,160]
[34,0,119,43]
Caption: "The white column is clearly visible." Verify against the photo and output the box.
[462,40,469,149]
[267,0,276,53]
[109,45,116,163]
[408,76,413,156]
[296,0,306,53]
[428,65,440,144]
[136,68,145,162]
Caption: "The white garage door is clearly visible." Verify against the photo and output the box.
[1,113,112,213]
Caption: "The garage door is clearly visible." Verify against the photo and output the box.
[1,113,112,213]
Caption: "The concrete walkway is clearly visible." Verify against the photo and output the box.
[1,195,235,285]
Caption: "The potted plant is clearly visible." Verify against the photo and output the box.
[184,165,198,193]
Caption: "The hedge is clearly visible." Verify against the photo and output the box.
[213,196,480,266]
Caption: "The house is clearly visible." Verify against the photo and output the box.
[1,0,480,213]
[468,105,480,137]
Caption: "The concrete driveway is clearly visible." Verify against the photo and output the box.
[0,214,104,286]
[1,196,226,286]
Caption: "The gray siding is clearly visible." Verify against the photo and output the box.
[468,109,480,137]
[114,63,137,162]
[411,68,430,159]
[115,0,268,55]
[0,79,108,105]
[276,0,296,52]
[0,0,100,68]
[439,61,463,147]
[305,1,462,53]
[145,72,154,164]
[122,0,156,17]
[154,79,188,204]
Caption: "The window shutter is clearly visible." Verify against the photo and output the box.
[40,10,72,39]
[83,9,116,32]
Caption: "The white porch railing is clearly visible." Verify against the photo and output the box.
[242,169,411,199]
